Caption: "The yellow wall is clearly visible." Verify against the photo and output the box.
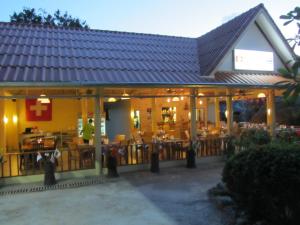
[18,99,81,133]
[3,98,85,150]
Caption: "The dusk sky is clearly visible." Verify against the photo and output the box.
[0,0,299,52]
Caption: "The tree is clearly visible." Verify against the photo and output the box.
[278,7,300,104]
[10,8,89,29]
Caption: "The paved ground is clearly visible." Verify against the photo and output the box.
[0,162,230,225]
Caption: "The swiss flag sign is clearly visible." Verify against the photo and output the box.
[26,99,52,121]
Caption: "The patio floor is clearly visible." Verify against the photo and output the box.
[0,162,230,225]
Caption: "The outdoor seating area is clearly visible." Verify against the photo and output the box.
[0,3,297,184]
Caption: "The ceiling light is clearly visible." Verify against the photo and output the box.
[257,93,266,98]
[198,93,204,96]
[172,97,179,102]
[121,93,130,100]
[37,94,50,104]
[108,97,117,102]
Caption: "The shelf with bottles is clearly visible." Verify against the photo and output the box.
[161,107,176,123]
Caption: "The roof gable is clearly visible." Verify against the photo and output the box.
[196,4,264,76]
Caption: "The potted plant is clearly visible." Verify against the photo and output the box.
[150,142,160,173]
[37,149,61,185]
[106,146,119,177]
[186,140,198,168]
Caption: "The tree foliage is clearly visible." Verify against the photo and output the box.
[280,7,300,50]
[278,7,300,104]
[10,8,89,29]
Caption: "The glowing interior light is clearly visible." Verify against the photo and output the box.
[257,93,266,98]
[121,93,130,100]
[172,97,179,102]
[167,98,171,103]
[267,108,271,116]
[108,97,117,102]
[180,96,184,100]
[199,100,203,105]
[3,116,8,124]
[37,94,50,104]
[198,93,204,96]
[13,115,18,124]
[225,110,228,118]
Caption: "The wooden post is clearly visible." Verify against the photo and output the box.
[190,88,197,140]
[226,89,233,135]
[0,90,6,153]
[151,98,156,133]
[214,94,220,129]
[94,88,102,176]
[204,97,208,128]
[267,89,276,137]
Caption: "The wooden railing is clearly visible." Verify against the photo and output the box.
[0,148,95,178]
[102,141,187,167]
[0,138,227,178]
[196,136,228,157]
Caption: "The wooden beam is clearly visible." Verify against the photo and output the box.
[214,93,220,129]
[267,89,276,137]
[190,88,197,140]
[226,89,233,135]
[94,88,103,176]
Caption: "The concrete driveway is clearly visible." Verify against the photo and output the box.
[0,162,229,225]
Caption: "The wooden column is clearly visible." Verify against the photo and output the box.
[267,89,276,137]
[214,94,220,129]
[0,90,6,153]
[203,98,209,129]
[190,88,197,140]
[226,89,233,135]
[94,88,103,176]
[151,98,156,133]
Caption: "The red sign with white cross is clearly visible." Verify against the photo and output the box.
[26,99,52,121]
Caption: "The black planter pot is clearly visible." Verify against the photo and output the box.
[186,150,196,168]
[150,152,160,173]
[44,160,56,185]
[107,155,119,177]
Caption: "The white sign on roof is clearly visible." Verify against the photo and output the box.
[233,49,274,71]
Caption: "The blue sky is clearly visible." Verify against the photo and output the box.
[0,0,298,41]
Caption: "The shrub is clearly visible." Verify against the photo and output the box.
[276,128,298,143]
[222,143,300,225]
[238,128,271,148]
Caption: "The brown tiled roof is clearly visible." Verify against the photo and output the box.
[196,4,264,76]
[0,4,290,87]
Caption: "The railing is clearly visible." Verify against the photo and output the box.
[102,141,187,167]
[196,136,228,157]
[0,138,227,178]
[0,148,95,178]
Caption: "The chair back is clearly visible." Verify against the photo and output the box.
[185,130,190,140]
[114,134,126,144]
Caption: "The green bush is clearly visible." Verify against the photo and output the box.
[238,128,271,148]
[222,143,300,225]
[276,128,298,143]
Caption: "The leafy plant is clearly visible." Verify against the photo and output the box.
[10,8,89,28]
[278,7,300,104]
[237,128,271,149]
[223,143,300,225]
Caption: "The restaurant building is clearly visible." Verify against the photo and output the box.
[0,4,296,183]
